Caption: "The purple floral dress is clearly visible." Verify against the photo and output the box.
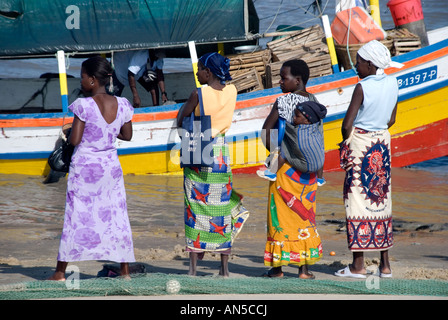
[57,96,135,263]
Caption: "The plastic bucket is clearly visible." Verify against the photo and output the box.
[387,0,424,26]
[387,0,428,47]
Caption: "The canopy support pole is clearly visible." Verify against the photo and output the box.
[57,50,69,113]
[321,15,339,73]
[188,41,201,88]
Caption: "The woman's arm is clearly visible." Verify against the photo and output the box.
[176,89,198,128]
[118,121,133,141]
[69,115,85,146]
[341,83,363,141]
[261,101,279,151]
[388,103,398,128]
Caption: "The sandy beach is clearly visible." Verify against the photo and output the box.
[0,167,447,299]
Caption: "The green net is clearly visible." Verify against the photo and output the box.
[1,273,447,300]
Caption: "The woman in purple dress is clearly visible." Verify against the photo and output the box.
[49,56,135,280]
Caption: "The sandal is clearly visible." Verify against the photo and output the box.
[373,269,393,278]
[335,266,366,279]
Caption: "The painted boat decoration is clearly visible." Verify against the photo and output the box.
[1,37,447,176]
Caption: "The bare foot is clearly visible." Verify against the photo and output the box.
[219,266,229,277]
[47,272,66,281]
[261,267,283,278]
[120,263,131,280]
[298,265,316,279]
[379,262,392,275]
[298,271,315,279]
[219,254,229,277]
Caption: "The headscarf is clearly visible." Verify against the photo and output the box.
[199,52,232,84]
[296,101,327,124]
[357,40,404,75]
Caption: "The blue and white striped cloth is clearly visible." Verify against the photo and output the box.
[281,120,325,173]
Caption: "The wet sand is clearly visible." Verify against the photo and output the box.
[0,167,447,288]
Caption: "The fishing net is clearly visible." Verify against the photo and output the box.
[1,273,447,300]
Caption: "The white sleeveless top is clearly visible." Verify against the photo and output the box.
[354,74,399,131]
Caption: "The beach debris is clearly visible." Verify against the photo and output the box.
[166,279,181,294]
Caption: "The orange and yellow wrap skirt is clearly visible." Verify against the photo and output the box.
[264,162,323,267]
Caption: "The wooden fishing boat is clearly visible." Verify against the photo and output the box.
[0,1,446,176]
[1,36,447,176]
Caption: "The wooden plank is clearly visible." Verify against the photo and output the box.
[266,24,332,82]
[228,68,263,93]
[228,49,271,90]
[228,24,334,92]
[386,28,421,56]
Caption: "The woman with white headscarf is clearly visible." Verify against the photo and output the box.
[335,40,403,279]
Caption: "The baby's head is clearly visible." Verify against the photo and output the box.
[293,101,327,125]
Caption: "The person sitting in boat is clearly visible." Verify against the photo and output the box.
[109,49,151,108]
[257,59,326,185]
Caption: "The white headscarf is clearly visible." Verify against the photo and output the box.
[357,40,404,75]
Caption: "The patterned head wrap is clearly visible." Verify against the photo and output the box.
[199,52,232,84]
[357,40,404,75]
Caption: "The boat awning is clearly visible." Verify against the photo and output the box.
[0,0,259,58]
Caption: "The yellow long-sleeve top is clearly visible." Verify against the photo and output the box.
[194,84,237,138]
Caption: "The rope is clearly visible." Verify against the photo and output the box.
[346,7,356,71]
[256,0,331,36]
